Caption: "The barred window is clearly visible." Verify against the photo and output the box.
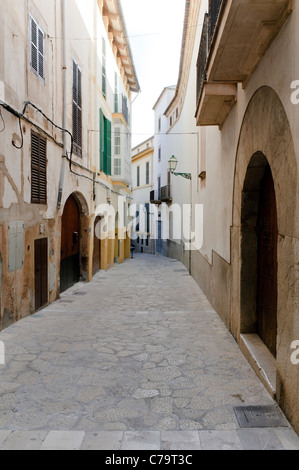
[31,132,47,204]
[30,16,45,81]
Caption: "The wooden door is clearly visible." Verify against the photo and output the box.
[60,195,80,293]
[35,238,48,311]
[257,165,278,357]
[92,216,101,276]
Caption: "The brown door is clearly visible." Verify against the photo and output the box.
[257,165,278,357]
[35,238,48,311]
[60,195,80,293]
[92,216,101,276]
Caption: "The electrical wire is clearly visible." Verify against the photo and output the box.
[0,107,5,132]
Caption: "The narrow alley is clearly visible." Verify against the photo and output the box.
[0,254,298,450]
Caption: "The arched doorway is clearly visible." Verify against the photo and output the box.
[60,195,80,293]
[231,87,299,429]
[240,154,278,357]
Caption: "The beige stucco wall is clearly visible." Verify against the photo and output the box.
[0,0,134,328]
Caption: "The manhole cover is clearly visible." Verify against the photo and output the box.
[234,406,289,428]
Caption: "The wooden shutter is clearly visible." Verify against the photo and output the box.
[31,132,47,204]
[30,17,38,74]
[38,26,45,80]
[30,16,45,80]
[72,60,82,156]
[106,118,111,176]
[99,109,104,171]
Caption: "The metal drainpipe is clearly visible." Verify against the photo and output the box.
[57,0,67,209]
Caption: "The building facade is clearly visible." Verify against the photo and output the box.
[157,0,299,433]
[0,0,139,329]
[131,137,155,254]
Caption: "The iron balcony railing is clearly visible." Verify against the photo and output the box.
[114,94,129,125]
[208,0,224,49]
[196,0,224,106]
[161,185,172,202]
[196,13,209,105]
[150,189,161,203]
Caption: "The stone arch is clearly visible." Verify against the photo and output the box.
[231,86,299,428]
[60,192,90,292]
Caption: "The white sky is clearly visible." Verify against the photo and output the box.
[120,0,186,148]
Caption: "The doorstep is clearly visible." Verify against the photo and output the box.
[240,334,276,399]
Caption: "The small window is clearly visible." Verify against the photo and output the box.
[102,38,106,98]
[114,127,121,155]
[137,166,140,187]
[31,132,47,204]
[114,158,121,176]
[158,146,161,162]
[170,116,173,127]
[146,162,150,185]
[158,117,161,132]
[72,60,82,157]
[30,16,45,81]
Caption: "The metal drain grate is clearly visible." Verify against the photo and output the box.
[73,291,87,296]
[234,406,289,428]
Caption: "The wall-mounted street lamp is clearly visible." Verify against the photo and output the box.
[168,155,191,180]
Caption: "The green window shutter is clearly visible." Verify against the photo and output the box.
[106,119,112,176]
[99,109,104,171]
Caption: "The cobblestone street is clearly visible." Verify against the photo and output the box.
[0,254,298,450]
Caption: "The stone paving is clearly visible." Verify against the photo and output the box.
[0,254,299,450]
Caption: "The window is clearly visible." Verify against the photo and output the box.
[137,166,140,187]
[31,132,47,204]
[145,203,150,233]
[114,158,121,176]
[102,38,106,98]
[146,162,150,185]
[114,127,121,155]
[114,73,118,112]
[72,60,82,156]
[158,146,161,162]
[170,116,173,127]
[30,16,45,81]
[99,109,112,175]
[158,117,161,132]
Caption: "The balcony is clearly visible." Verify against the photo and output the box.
[161,185,172,203]
[150,186,172,204]
[113,94,129,125]
[150,189,161,205]
[196,0,292,127]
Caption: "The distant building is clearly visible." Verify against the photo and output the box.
[131,137,154,254]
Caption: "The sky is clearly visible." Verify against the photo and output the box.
[120,0,186,148]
